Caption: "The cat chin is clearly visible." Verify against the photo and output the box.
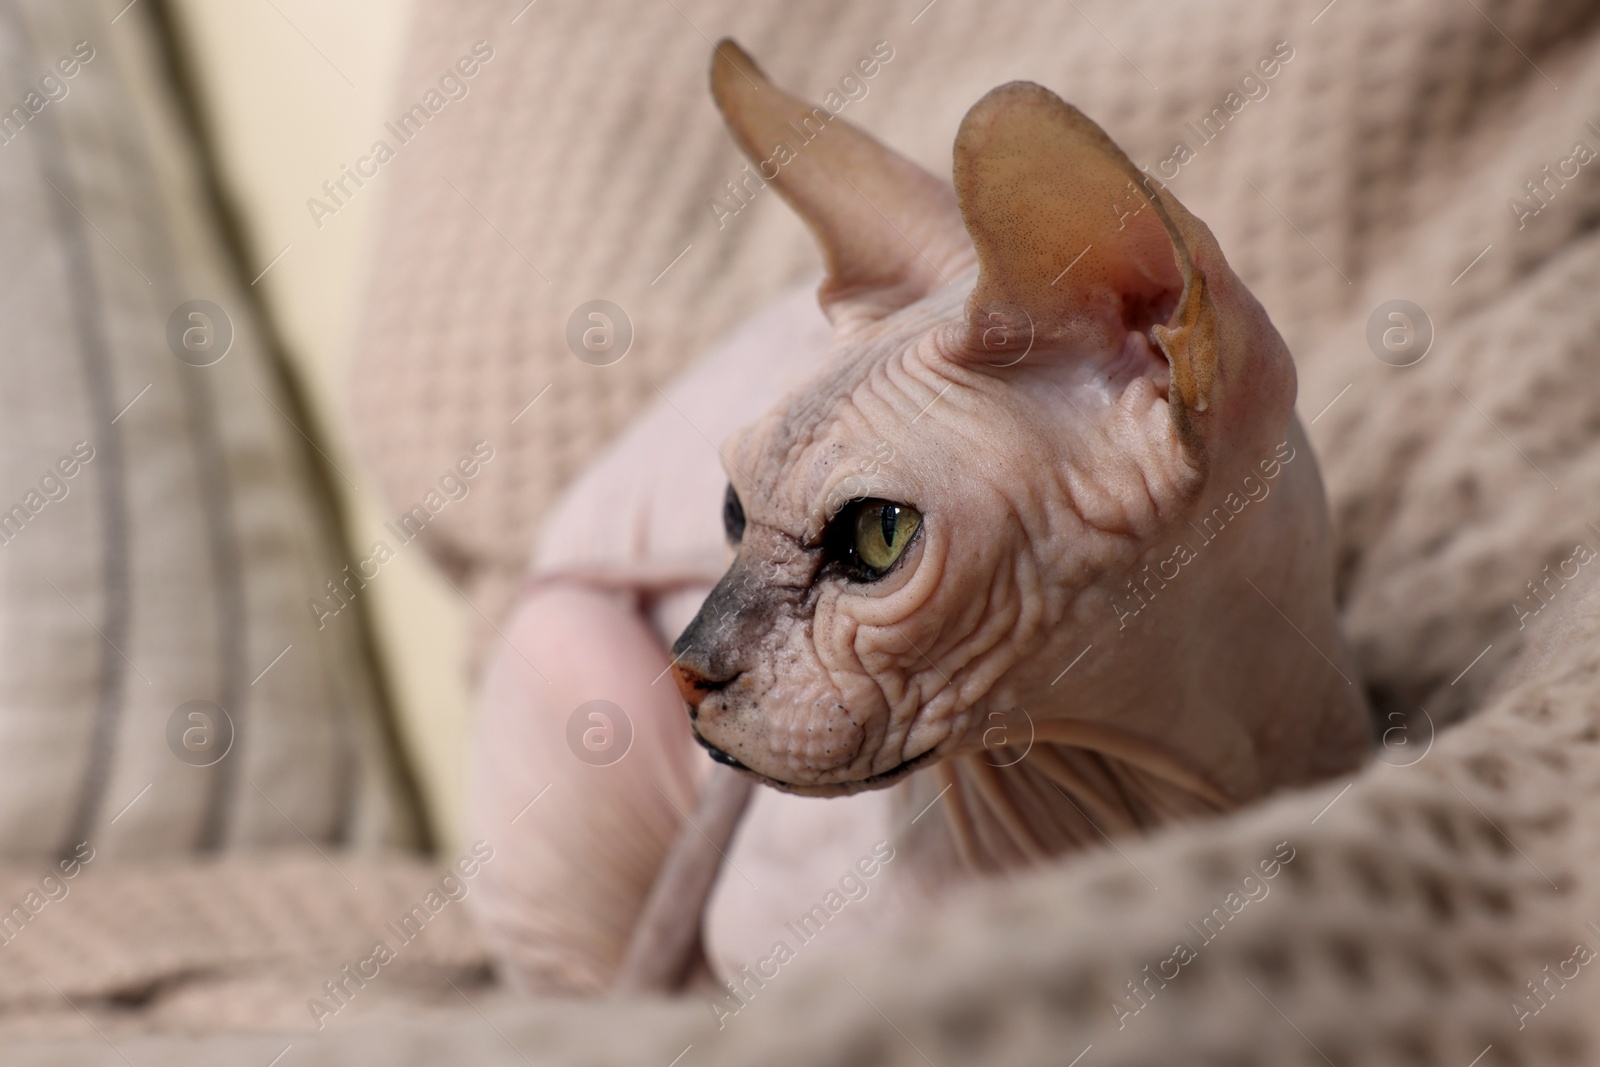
[691,728,938,797]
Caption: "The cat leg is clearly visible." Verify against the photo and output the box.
[465,580,704,994]
[470,284,833,992]
[614,762,753,992]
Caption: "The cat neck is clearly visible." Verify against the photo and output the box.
[897,740,1222,880]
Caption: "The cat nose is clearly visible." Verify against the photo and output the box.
[671,659,740,717]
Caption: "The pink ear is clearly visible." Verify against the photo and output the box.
[711,41,971,332]
[952,82,1226,454]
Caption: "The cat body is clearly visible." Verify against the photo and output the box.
[466,41,1370,995]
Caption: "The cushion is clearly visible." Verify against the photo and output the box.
[0,0,424,857]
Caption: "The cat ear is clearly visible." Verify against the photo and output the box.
[952,82,1226,455]
[711,40,970,331]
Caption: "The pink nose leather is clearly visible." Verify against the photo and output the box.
[671,661,735,718]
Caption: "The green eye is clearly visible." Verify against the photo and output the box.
[851,501,921,575]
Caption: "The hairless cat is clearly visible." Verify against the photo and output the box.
[475,40,1373,996]
[611,40,1373,990]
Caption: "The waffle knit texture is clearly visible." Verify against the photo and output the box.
[11,0,1600,1061]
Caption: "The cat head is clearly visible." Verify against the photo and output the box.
[671,42,1316,799]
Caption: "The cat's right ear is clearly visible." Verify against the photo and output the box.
[711,40,971,333]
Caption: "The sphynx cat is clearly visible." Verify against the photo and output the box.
[466,40,1372,996]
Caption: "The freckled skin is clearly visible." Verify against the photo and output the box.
[675,45,1372,816]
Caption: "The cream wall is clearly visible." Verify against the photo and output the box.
[164,0,468,849]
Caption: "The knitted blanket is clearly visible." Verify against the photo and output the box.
[14,0,1600,1061]
[0,850,499,1041]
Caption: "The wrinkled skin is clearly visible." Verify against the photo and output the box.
[680,285,1188,791]
[673,45,1372,812]
[467,43,1376,997]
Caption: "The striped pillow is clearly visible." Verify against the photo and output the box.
[0,0,424,858]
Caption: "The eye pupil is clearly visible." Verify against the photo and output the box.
[723,484,745,543]
[844,499,921,578]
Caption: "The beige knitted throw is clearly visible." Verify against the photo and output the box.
[14,0,1600,1062]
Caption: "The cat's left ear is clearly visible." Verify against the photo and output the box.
[711,41,971,332]
[952,82,1287,463]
